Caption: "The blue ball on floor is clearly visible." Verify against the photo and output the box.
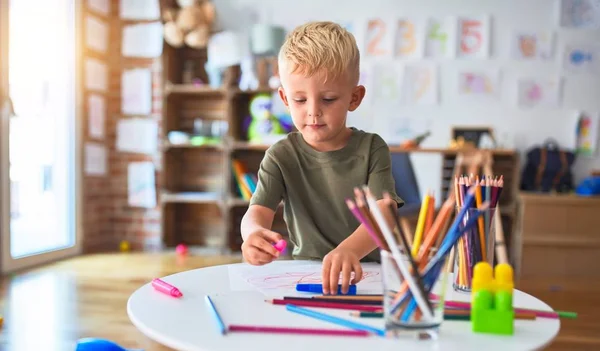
[75,338,142,351]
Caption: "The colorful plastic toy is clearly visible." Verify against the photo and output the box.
[471,262,515,335]
[75,337,142,351]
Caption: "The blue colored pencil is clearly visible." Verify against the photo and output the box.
[286,304,385,336]
[205,295,227,335]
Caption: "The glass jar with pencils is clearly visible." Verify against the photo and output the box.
[452,206,497,292]
[380,249,449,340]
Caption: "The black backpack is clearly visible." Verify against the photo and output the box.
[520,140,575,193]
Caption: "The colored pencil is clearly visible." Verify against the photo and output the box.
[282,296,382,306]
[267,299,381,312]
[411,191,431,256]
[205,295,226,335]
[353,188,388,251]
[228,325,371,337]
[350,310,536,320]
[312,295,383,302]
[345,199,384,249]
[286,304,386,336]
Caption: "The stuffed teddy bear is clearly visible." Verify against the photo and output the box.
[163,0,215,49]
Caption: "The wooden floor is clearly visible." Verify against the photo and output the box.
[0,252,598,350]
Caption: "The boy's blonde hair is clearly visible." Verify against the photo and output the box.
[278,21,360,85]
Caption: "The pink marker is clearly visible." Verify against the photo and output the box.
[152,278,183,298]
[273,239,287,253]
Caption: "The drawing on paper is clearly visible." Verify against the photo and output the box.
[511,31,554,59]
[516,78,562,108]
[559,0,600,28]
[424,17,454,58]
[456,16,490,58]
[563,44,599,73]
[243,270,381,292]
[394,18,420,58]
[458,71,498,96]
[401,65,438,105]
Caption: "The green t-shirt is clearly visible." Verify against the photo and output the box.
[249,128,404,262]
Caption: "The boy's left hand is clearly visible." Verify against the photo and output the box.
[321,248,363,295]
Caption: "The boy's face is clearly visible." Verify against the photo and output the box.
[278,67,365,151]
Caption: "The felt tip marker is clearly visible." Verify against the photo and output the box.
[273,239,287,253]
[296,284,357,295]
[152,278,183,298]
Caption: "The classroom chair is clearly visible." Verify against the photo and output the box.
[390,152,422,243]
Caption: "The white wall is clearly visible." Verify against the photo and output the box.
[213,0,600,201]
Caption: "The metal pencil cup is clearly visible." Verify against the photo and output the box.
[381,249,446,340]
[452,207,496,292]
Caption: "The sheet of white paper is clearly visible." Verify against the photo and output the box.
[457,69,501,101]
[84,58,107,92]
[128,161,157,208]
[122,22,163,58]
[393,18,423,59]
[116,118,158,154]
[364,17,394,58]
[119,0,160,20]
[87,0,110,15]
[510,31,554,60]
[372,64,402,103]
[85,15,108,53]
[88,94,105,139]
[558,0,600,28]
[516,77,563,108]
[424,17,456,58]
[122,68,152,115]
[563,43,600,74]
[401,64,439,105]
[84,142,107,176]
[456,15,490,59]
[228,262,383,297]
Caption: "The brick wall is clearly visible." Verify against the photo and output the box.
[82,0,163,252]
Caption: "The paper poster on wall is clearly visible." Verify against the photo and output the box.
[456,15,490,59]
[128,161,157,208]
[558,0,600,28]
[116,118,158,154]
[510,31,554,60]
[88,94,105,139]
[394,18,422,59]
[122,22,164,58]
[122,68,152,115]
[457,69,501,100]
[84,142,107,176]
[424,17,455,58]
[563,43,600,73]
[575,111,600,156]
[372,64,402,102]
[120,0,160,20]
[365,18,393,57]
[87,0,110,15]
[516,77,563,108]
[358,63,374,106]
[84,58,107,92]
[400,64,439,105]
[85,15,108,53]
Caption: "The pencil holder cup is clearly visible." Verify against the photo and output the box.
[452,207,496,293]
[381,249,446,340]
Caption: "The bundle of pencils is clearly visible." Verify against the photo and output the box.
[453,174,503,291]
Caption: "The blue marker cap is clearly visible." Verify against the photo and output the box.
[295,283,357,295]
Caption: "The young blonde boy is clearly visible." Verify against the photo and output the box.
[240,21,403,295]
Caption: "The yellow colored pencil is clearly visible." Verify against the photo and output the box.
[474,183,486,262]
[411,191,431,257]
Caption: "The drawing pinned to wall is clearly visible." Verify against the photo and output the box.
[394,18,422,58]
[116,117,159,154]
[122,22,164,58]
[372,64,402,102]
[456,15,490,59]
[87,0,110,15]
[384,116,433,146]
[122,68,152,115]
[84,142,107,176]
[516,78,563,108]
[357,63,374,106]
[88,94,105,139]
[424,17,455,58]
[558,0,600,28]
[128,161,157,208]
[400,64,439,105]
[510,31,555,60]
[85,15,108,53]
[575,111,600,156]
[563,43,600,73]
[457,69,501,100]
[84,58,107,92]
[365,18,392,57]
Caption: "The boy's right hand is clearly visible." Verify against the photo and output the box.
[241,229,283,265]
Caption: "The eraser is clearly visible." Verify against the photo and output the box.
[296,284,357,295]
[273,239,287,252]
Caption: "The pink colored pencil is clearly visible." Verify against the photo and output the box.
[228,324,370,337]
[267,299,382,312]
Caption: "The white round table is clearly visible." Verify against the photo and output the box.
[127,260,560,351]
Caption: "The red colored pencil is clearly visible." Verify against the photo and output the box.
[228,324,370,337]
[266,299,382,312]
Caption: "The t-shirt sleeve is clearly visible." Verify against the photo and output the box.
[249,148,285,211]
[367,135,405,208]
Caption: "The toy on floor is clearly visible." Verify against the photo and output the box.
[119,240,130,252]
[75,337,142,351]
[471,262,515,335]
[176,243,188,255]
